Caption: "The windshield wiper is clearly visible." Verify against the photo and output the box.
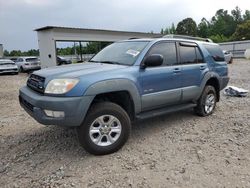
[99,61,120,65]
[89,60,99,63]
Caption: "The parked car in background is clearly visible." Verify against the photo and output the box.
[223,50,233,64]
[15,57,41,72]
[57,56,72,65]
[0,59,18,74]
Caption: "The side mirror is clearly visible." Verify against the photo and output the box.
[142,54,163,68]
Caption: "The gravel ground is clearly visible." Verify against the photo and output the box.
[0,59,250,188]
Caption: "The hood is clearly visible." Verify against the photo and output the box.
[0,62,15,66]
[34,62,127,78]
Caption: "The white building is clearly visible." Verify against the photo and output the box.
[35,26,163,68]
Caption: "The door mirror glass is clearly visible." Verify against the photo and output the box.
[142,54,163,68]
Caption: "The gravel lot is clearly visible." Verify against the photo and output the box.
[0,59,250,188]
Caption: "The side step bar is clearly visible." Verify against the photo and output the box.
[136,103,196,120]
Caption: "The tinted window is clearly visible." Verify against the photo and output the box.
[196,47,204,63]
[204,44,225,61]
[26,58,38,62]
[179,45,196,64]
[147,42,177,66]
[179,44,204,64]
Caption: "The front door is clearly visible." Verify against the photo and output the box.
[140,42,182,111]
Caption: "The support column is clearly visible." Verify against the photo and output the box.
[37,30,57,68]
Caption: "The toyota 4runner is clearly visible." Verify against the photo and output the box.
[19,35,229,155]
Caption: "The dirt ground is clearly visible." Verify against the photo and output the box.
[0,59,250,188]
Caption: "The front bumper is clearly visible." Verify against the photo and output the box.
[19,86,94,126]
[0,68,18,74]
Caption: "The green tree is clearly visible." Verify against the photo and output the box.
[209,34,229,43]
[231,6,243,23]
[210,9,235,37]
[3,50,9,56]
[198,18,210,38]
[243,10,250,21]
[160,23,176,35]
[176,18,197,36]
[232,20,250,40]
[169,23,176,34]
[160,28,164,34]
[9,50,22,56]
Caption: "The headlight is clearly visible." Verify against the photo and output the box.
[45,79,79,94]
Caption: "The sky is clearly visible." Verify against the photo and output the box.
[0,0,250,51]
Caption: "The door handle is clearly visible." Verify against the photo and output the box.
[200,65,206,70]
[173,68,181,73]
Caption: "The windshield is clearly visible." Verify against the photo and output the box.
[91,41,149,65]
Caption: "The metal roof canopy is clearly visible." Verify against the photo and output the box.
[35,26,163,68]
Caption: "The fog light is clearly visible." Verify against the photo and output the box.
[44,110,65,118]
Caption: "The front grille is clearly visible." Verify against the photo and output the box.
[19,96,34,112]
[27,74,45,94]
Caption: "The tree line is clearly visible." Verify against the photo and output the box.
[161,6,250,42]
[3,42,111,57]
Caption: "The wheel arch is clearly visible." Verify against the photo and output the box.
[198,73,221,102]
[84,79,141,120]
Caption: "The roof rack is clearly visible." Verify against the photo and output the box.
[163,34,213,42]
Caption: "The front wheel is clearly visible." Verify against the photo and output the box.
[78,102,131,155]
[195,85,217,116]
[19,66,24,73]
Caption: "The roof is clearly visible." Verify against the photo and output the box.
[34,26,163,37]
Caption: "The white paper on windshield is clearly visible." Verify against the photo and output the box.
[126,49,140,57]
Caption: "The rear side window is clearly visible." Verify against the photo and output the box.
[179,43,204,64]
[26,58,38,62]
[204,44,225,62]
[147,42,177,66]
[196,48,204,63]
[179,45,196,64]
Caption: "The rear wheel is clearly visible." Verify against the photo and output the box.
[78,102,131,155]
[195,85,217,116]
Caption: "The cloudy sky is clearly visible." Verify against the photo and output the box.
[0,0,249,51]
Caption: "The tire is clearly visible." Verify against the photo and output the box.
[19,66,24,73]
[194,85,217,117]
[78,102,131,155]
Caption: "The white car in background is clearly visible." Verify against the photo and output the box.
[15,57,41,72]
[0,59,18,74]
[223,50,233,64]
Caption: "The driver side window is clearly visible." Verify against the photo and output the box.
[147,42,177,66]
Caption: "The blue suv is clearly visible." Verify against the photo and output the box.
[19,36,229,155]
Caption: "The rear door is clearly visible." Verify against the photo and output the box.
[140,41,182,111]
[15,58,24,68]
[178,42,208,102]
